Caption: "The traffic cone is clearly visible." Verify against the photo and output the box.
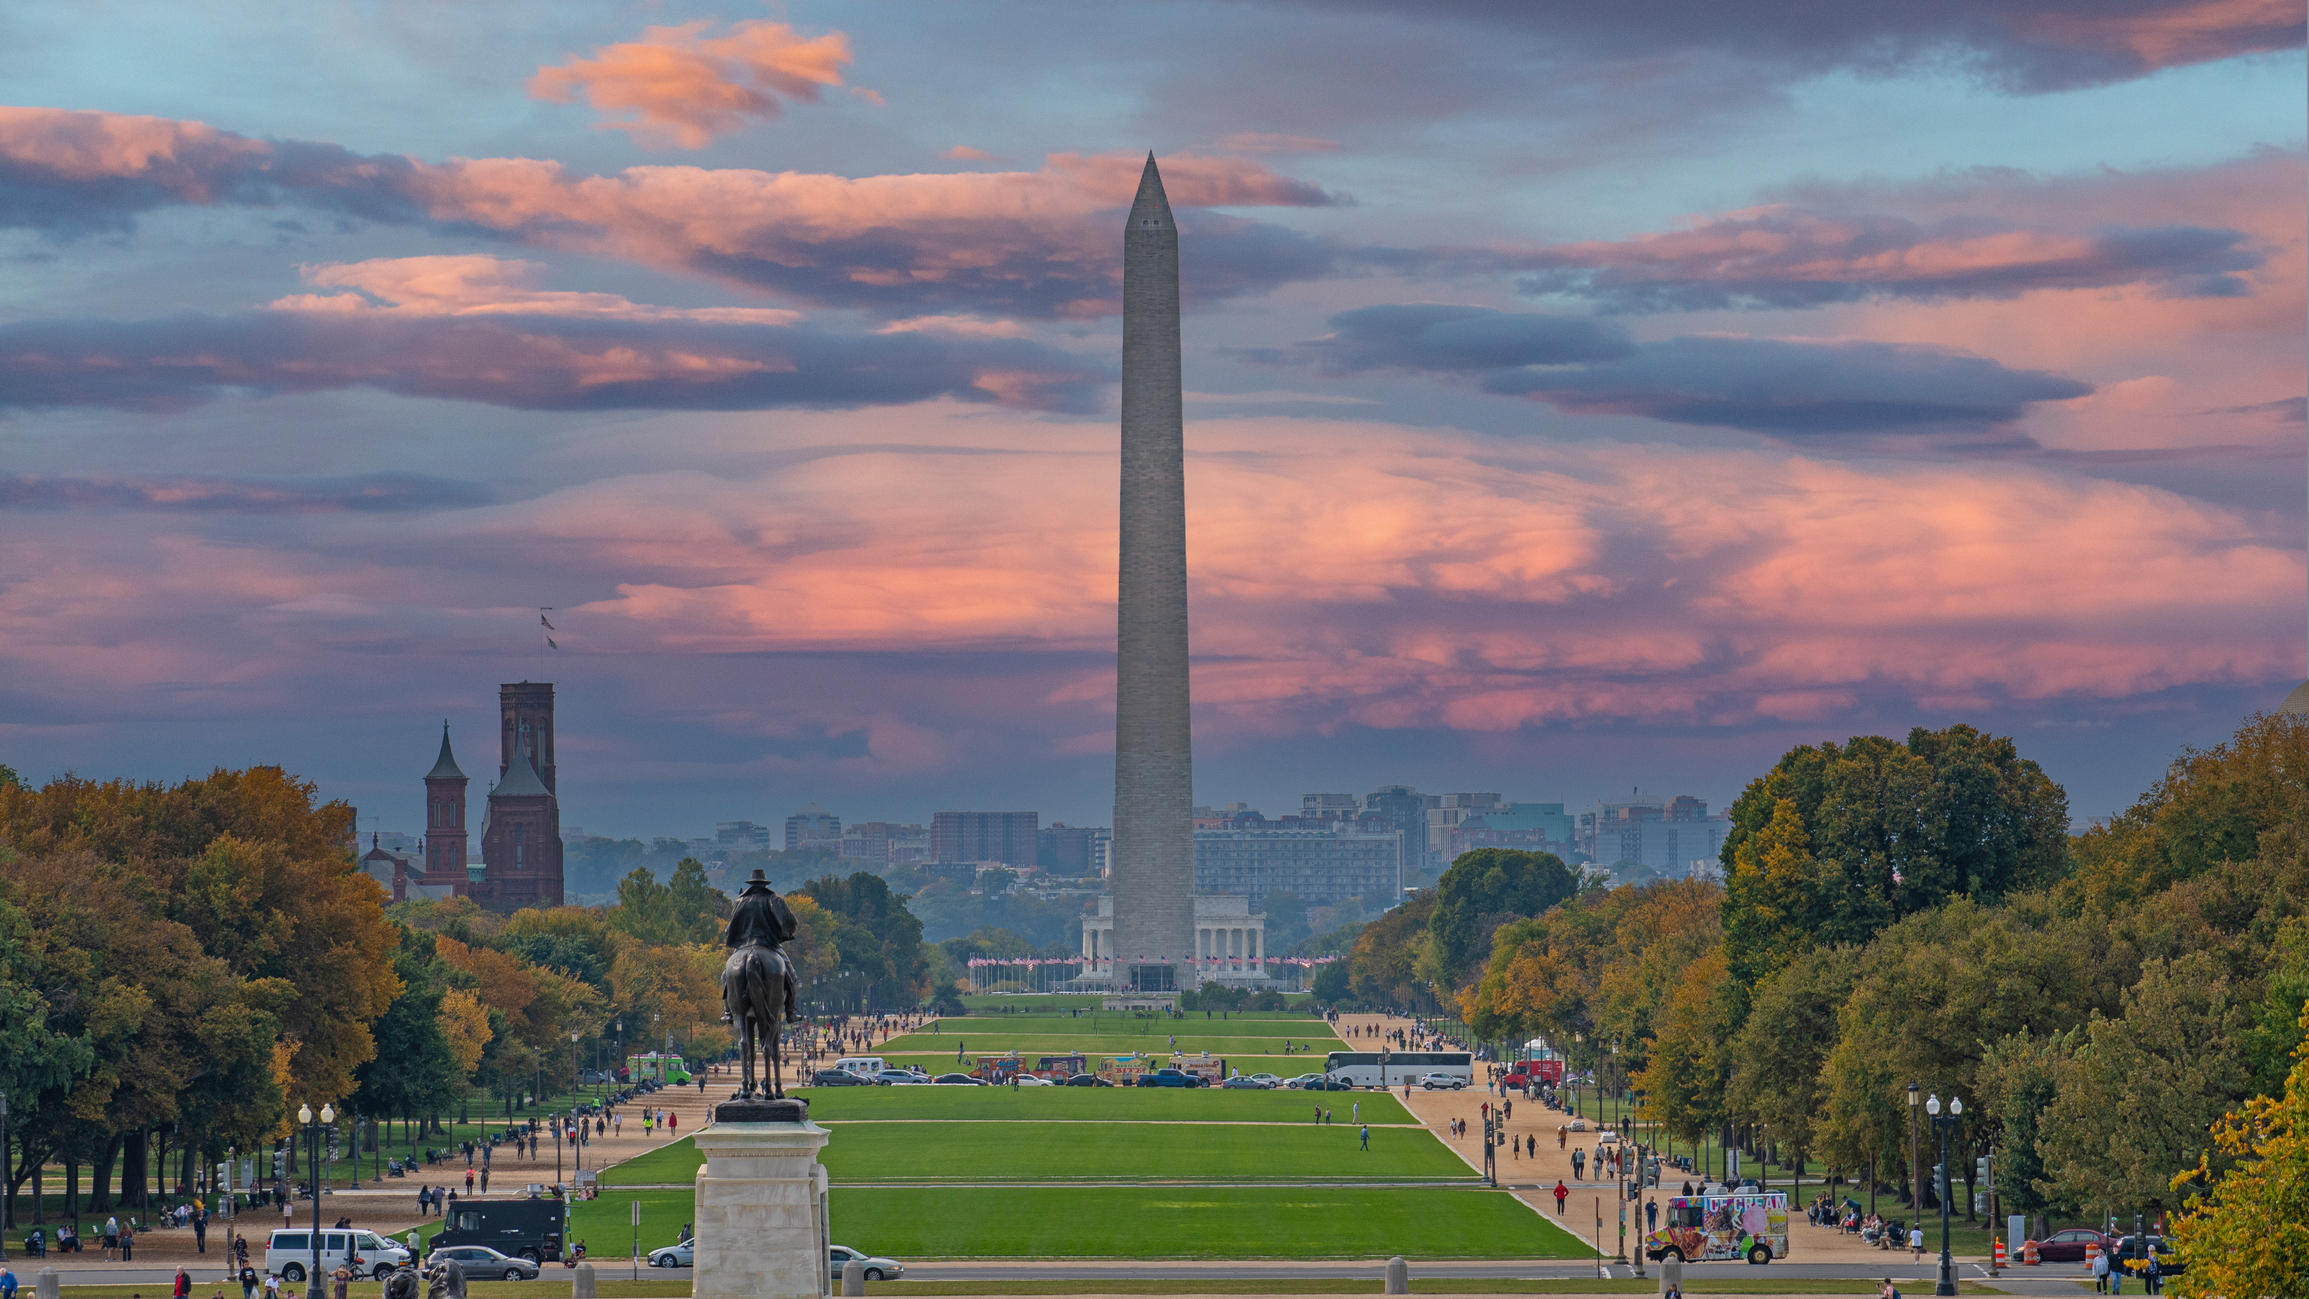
[1994,1239,2007,1269]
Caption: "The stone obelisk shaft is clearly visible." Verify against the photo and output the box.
[1111,154,1195,989]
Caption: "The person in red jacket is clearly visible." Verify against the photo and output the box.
[1554,1181,1570,1215]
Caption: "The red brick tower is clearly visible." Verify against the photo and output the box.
[477,681,564,909]
[423,723,470,889]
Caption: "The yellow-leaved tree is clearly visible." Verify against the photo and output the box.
[2168,1008,2309,1297]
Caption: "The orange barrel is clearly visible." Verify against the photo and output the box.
[2023,1239,2041,1266]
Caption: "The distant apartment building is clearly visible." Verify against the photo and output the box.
[839,820,917,865]
[1578,791,1731,878]
[716,820,772,849]
[785,803,841,851]
[931,810,1038,866]
[1444,802,1577,860]
[1038,822,1098,874]
[1192,806,1404,909]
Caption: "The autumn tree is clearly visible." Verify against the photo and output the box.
[1427,849,1580,990]
[2168,1009,2309,1297]
[1346,890,1435,1006]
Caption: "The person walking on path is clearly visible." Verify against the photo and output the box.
[1572,1148,1586,1179]
[239,1265,257,1299]
[120,1223,134,1262]
[1313,1105,1322,1124]
[1351,1101,1359,1124]
[1646,1198,1659,1232]
[1909,1224,1924,1261]
[464,1167,474,1194]
[103,1216,120,1261]
[193,1207,209,1254]
[176,1267,191,1299]
[1359,1125,1370,1151]
[479,1167,489,1194]
[667,1112,677,1135]
[1553,1181,1569,1215]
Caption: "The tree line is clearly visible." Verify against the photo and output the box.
[0,766,930,1223]
[1329,718,2309,1274]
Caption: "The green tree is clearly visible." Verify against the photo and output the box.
[1348,890,1436,1007]
[1311,958,1351,1005]
[353,929,461,1133]
[1720,727,2068,968]
[1726,944,1859,1167]
[799,872,929,1000]
[1428,849,1580,990]
[2069,711,2309,915]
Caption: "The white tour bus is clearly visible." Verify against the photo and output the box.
[1323,1050,1474,1088]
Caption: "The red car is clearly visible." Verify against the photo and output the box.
[2034,1227,2114,1263]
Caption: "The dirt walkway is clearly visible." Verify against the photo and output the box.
[38,1080,728,1277]
[1335,1013,1957,1267]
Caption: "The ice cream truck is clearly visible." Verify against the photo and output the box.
[1643,1190,1790,1265]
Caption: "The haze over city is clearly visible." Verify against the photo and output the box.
[3,1,2303,838]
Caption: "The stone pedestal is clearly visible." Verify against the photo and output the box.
[694,1106,831,1299]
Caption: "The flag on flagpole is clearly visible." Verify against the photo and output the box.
[547,637,558,649]
[540,614,556,631]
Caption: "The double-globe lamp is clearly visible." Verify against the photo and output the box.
[297,1104,335,1287]
[1925,1093,1963,1297]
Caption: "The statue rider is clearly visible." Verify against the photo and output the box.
[726,869,798,951]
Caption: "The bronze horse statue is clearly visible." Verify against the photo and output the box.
[720,869,802,1100]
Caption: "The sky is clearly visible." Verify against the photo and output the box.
[1,0,2303,840]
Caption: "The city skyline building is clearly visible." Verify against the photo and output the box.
[1107,154,1196,990]
[932,810,1040,866]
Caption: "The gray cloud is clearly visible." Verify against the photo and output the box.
[0,311,1111,414]
[1483,335,2093,434]
[1263,304,2091,436]
[1515,211,2261,312]
[0,472,491,514]
[1240,0,2304,92]
[1268,303,1635,372]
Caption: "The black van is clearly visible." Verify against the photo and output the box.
[429,1198,566,1264]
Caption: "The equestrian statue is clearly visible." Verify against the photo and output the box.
[721,868,802,1100]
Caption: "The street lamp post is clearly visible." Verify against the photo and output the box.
[348,1113,361,1190]
[299,1104,334,1286]
[1572,1032,1583,1119]
[1928,1095,1963,1297]
[1,1088,10,1261]
[1907,1081,1920,1219]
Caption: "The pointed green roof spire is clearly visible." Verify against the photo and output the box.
[426,721,467,780]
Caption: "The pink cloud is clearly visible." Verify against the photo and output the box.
[528,21,853,149]
[0,109,1338,314]
[942,146,999,162]
[271,254,800,323]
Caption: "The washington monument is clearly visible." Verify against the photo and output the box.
[1109,154,1196,989]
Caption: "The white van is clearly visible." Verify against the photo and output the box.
[266,1228,414,1282]
[831,1056,888,1078]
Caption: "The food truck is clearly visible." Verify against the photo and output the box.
[1643,1190,1790,1264]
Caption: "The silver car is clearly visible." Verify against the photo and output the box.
[828,1245,904,1282]
[427,1245,541,1281]
[647,1240,695,1268]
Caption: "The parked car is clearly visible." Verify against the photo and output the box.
[1220,1075,1271,1089]
[1012,1074,1056,1086]
[1284,1074,1326,1089]
[429,1245,542,1281]
[1308,1075,1356,1091]
[646,1241,695,1268]
[1244,1073,1283,1086]
[1137,1068,1207,1088]
[1064,1073,1114,1087]
[827,1246,905,1282]
[808,1068,874,1087]
[933,1072,984,1085]
[873,1069,925,1085]
[1418,1074,1469,1090]
[2033,1228,2115,1263]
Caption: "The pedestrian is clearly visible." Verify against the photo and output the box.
[104,1215,121,1261]
[264,1274,282,1299]
[194,1206,209,1254]
[416,1186,430,1217]
[1553,1181,1568,1215]
[479,1167,489,1194]
[239,1267,258,1299]
[1324,1108,1332,1125]
[667,1112,677,1135]
[120,1223,134,1262]
[1,1263,18,1299]
[1910,1224,1924,1261]
[1526,1134,1536,1160]
[1359,1125,1370,1151]
[1646,1199,1659,1232]
[176,1267,191,1299]
[330,1266,348,1299]
[2144,1254,2162,1296]
[1352,1101,1359,1124]
[1573,1149,1586,1179]
[465,1167,474,1194]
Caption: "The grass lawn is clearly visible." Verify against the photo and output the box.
[576,1185,1588,1259]
[787,1086,1413,1123]
[600,1121,1470,1186]
[832,1185,1590,1259]
[56,1282,2010,1297]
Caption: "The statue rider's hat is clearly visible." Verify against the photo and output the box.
[739,867,775,896]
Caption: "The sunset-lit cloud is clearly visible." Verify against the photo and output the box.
[528,20,854,149]
[0,109,1337,314]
